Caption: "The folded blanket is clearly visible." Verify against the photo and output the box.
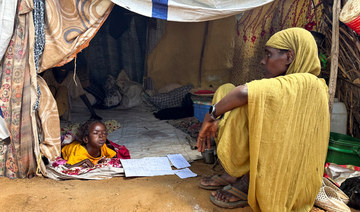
[46,157,124,180]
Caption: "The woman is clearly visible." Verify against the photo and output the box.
[197,27,330,211]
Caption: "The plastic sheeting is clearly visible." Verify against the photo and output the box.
[0,0,17,61]
[111,0,274,22]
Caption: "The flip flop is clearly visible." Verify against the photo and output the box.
[210,185,248,209]
[198,175,232,190]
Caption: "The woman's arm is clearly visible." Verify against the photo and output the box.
[197,84,248,152]
[211,84,248,118]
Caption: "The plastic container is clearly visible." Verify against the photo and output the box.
[326,132,360,166]
[330,98,348,135]
[193,102,211,122]
[340,0,360,35]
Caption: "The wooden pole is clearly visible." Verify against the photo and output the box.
[198,21,209,88]
[328,0,341,117]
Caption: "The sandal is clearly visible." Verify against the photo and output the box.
[210,185,248,209]
[315,186,351,212]
[198,175,232,190]
[323,177,349,204]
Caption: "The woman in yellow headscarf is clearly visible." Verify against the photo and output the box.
[197,27,330,211]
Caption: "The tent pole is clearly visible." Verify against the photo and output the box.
[198,21,209,88]
[143,18,151,90]
[328,0,340,117]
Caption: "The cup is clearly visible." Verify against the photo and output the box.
[202,148,215,164]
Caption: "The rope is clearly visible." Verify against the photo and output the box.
[73,57,78,86]
[36,153,42,174]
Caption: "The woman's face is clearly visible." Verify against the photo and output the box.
[84,123,107,149]
[260,46,292,78]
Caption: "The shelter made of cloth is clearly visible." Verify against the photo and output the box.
[0,0,324,179]
[0,0,113,178]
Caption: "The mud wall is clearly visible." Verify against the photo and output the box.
[147,0,322,91]
[147,16,236,91]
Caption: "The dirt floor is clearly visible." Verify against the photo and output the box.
[0,159,358,212]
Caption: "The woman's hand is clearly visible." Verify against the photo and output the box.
[196,84,248,153]
[197,113,218,152]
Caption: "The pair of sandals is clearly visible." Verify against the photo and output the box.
[199,175,248,209]
[314,177,351,212]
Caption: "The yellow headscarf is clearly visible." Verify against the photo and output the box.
[265,27,321,76]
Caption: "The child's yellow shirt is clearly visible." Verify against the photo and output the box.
[62,141,116,165]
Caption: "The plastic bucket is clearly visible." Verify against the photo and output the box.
[345,15,360,35]
[193,102,211,122]
[326,132,360,166]
[340,0,360,35]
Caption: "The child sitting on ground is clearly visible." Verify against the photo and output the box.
[62,120,116,168]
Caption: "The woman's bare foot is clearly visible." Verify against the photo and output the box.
[199,173,237,189]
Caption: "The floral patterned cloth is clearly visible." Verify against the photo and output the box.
[46,157,124,180]
[0,0,38,178]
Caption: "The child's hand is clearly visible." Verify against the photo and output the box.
[98,157,106,164]
[64,159,94,168]
[80,159,95,168]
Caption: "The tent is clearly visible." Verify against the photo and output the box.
[0,0,322,178]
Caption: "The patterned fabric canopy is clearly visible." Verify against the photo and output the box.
[0,0,113,178]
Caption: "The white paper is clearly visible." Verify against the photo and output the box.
[167,154,191,169]
[174,168,197,179]
[120,157,174,177]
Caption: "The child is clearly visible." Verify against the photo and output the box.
[62,120,116,168]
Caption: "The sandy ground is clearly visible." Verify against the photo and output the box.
[1,159,359,212]
[0,160,247,212]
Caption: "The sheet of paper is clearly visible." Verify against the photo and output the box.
[167,154,191,169]
[174,168,197,179]
[120,157,174,177]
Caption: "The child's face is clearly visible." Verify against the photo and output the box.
[84,123,107,149]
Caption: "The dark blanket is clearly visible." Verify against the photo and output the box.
[340,177,360,209]
[154,93,194,120]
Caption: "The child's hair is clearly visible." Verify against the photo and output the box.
[77,119,106,142]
